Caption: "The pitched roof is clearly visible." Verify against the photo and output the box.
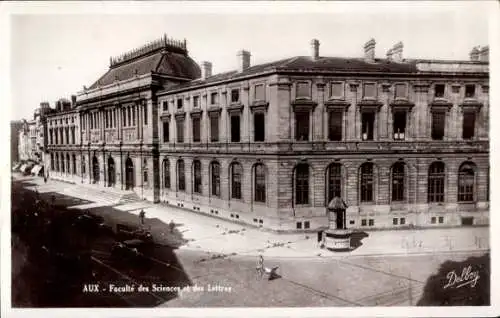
[165,56,420,92]
[89,50,201,89]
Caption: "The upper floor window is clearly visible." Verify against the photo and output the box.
[193,96,200,108]
[395,83,407,99]
[210,115,219,142]
[465,84,476,98]
[177,98,183,109]
[162,101,168,112]
[295,112,310,141]
[176,119,184,143]
[393,111,406,140]
[231,115,241,142]
[431,112,445,140]
[434,84,445,98]
[192,117,201,142]
[328,111,343,141]
[144,103,148,125]
[255,84,265,101]
[210,92,219,105]
[362,112,375,141]
[331,82,344,99]
[463,112,476,140]
[363,83,376,99]
[163,121,170,143]
[296,82,310,98]
[254,113,265,142]
[231,89,240,103]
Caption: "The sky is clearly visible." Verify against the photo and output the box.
[6,1,491,121]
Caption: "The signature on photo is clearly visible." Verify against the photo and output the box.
[443,265,480,289]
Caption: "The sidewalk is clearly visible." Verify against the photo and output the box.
[15,175,490,259]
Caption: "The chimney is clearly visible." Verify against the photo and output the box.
[479,46,489,62]
[391,41,404,62]
[201,61,212,80]
[364,38,376,61]
[71,95,77,107]
[237,50,251,72]
[469,46,480,61]
[310,39,320,60]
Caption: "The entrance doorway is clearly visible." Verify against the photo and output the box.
[125,157,134,190]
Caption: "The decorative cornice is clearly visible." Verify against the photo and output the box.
[460,100,483,112]
[413,83,430,93]
[357,99,383,112]
[250,101,269,112]
[174,111,186,119]
[207,106,222,116]
[227,103,244,114]
[389,99,415,111]
[189,109,203,118]
[430,98,453,112]
[291,98,317,112]
[325,99,350,112]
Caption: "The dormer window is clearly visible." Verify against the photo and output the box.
[177,98,183,109]
[210,92,219,105]
[465,84,476,98]
[330,82,344,99]
[296,82,310,99]
[434,84,445,98]
[363,83,376,99]
[231,89,240,103]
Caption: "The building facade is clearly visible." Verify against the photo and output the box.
[11,120,24,164]
[46,36,490,231]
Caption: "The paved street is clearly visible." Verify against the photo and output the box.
[12,174,490,307]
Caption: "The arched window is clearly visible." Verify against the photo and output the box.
[326,163,342,203]
[55,153,59,171]
[211,161,221,197]
[458,163,476,202]
[72,154,77,174]
[359,163,374,202]
[143,159,148,184]
[254,164,266,203]
[61,154,65,173]
[193,160,202,194]
[231,162,242,199]
[428,162,445,202]
[391,162,405,202]
[51,153,54,170]
[177,159,185,191]
[66,153,70,173]
[163,159,170,189]
[82,156,86,175]
[295,164,309,205]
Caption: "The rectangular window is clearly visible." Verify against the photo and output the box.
[431,112,445,140]
[465,84,476,98]
[438,216,444,224]
[255,84,265,100]
[399,218,405,225]
[395,84,407,99]
[210,115,219,142]
[254,113,265,142]
[431,217,436,224]
[192,117,201,142]
[231,115,241,142]
[193,96,199,108]
[295,112,310,141]
[231,89,240,103]
[393,112,406,140]
[304,221,310,229]
[296,222,302,229]
[176,119,184,143]
[162,101,168,112]
[328,111,343,141]
[393,218,398,225]
[361,112,375,141]
[331,82,343,98]
[368,219,374,226]
[296,82,310,98]
[144,103,148,125]
[434,84,445,98]
[361,219,367,226]
[163,121,169,143]
[462,112,476,139]
[363,83,376,98]
[177,98,183,109]
[210,92,219,105]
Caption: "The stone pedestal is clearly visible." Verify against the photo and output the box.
[323,229,353,250]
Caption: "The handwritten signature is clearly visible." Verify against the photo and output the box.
[443,265,480,289]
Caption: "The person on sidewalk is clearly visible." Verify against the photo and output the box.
[169,220,175,233]
[139,209,146,225]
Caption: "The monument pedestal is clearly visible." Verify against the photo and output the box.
[323,229,353,250]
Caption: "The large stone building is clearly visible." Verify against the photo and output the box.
[46,36,489,231]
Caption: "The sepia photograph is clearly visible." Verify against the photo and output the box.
[1,1,498,317]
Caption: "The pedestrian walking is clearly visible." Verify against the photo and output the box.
[169,219,175,233]
[139,209,146,225]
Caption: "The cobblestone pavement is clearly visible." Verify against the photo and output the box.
[13,175,490,307]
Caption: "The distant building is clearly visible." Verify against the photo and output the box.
[46,35,489,231]
[10,120,23,164]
